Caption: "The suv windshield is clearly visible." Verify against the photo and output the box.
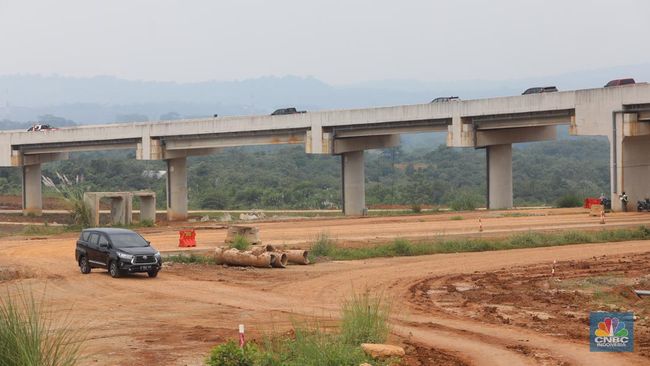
[110,233,149,248]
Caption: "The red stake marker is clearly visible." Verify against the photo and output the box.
[239,324,245,348]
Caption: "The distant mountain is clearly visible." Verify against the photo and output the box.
[0,63,648,124]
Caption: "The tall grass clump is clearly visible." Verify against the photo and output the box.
[447,189,483,211]
[165,254,216,265]
[555,193,583,208]
[0,289,85,366]
[309,233,336,259]
[229,235,251,251]
[389,238,414,256]
[42,173,91,228]
[340,291,390,345]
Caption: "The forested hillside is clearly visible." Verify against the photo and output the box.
[0,138,610,209]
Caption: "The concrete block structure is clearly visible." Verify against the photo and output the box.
[132,191,157,223]
[2,84,649,217]
[84,191,156,226]
[84,192,131,226]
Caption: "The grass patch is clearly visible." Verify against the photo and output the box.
[340,291,390,345]
[555,193,583,208]
[206,291,394,366]
[450,215,463,221]
[309,233,336,260]
[317,226,650,261]
[20,225,69,236]
[229,235,251,251]
[0,287,85,366]
[165,254,216,265]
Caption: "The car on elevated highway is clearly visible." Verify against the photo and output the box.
[271,107,306,115]
[522,86,558,95]
[605,78,636,87]
[26,124,57,132]
[430,96,460,103]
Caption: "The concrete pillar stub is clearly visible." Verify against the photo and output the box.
[137,194,157,223]
[166,157,188,221]
[341,150,366,216]
[486,144,513,210]
[22,164,42,216]
[618,135,650,211]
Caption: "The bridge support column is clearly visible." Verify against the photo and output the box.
[341,150,366,216]
[486,144,513,209]
[166,157,188,221]
[22,163,42,216]
[616,135,650,211]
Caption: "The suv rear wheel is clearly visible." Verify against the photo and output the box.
[79,256,91,274]
[109,261,121,278]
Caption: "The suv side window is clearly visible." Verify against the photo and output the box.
[81,231,91,241]
[89,233,99,247]
[98,235,109,247]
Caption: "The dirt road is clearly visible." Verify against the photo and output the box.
[2,210,650,365]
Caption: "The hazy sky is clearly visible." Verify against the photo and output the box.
[1,0,649,84]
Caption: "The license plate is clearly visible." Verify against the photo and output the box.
[140,265,151,270]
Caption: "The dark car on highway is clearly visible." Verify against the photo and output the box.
[75,228,162,278]
[27,124,56,132]
[271,107,306,115]
[604,78,635,87]
[431,96,460,103]
[522,86,558,95]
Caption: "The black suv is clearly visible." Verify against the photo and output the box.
[75,228,162,278]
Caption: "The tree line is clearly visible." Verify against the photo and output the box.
[0,137,610,210]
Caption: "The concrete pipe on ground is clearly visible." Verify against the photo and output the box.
[285,250,310,265]
[270,252,288,268]
[214,247,272,268]
[250,244,276,256]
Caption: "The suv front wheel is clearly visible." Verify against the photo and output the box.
[79,256,91,274]
[109,261,121,278]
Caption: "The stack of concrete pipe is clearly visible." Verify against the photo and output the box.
[214,244,309,269]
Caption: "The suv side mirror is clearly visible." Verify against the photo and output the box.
[99,243,109,249]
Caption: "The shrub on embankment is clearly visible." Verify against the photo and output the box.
[309,226,650,261]
[205,291,395,366]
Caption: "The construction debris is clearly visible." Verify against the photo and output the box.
[361,343,405,359]
[225,225,260,245]
[214,244,309,269]
[285,250,310,265]
[214,247,273,268]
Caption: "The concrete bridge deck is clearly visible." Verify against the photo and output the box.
[2,84,650,218]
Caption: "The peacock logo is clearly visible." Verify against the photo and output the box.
[594,317,628,337]
[590,312,633,352]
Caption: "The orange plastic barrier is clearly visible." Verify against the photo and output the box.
[584,198,601,209]
[179,229,196,247]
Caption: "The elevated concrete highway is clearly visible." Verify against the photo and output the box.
[2,84,650,218]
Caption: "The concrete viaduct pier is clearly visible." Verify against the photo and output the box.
[2,84,650,219]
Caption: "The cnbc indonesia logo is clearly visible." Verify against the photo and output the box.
[590,312,633,352]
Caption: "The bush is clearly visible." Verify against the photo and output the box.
[230,235,251,251]
[410,204,422,213]
[205,340,257,366]
[309,233,336,258]
[139,219,154,227]
[0,288,84,366]
[447,190,483,211]
[340,291,390,345]
[555,193,583,208]
[389,238,414,256]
